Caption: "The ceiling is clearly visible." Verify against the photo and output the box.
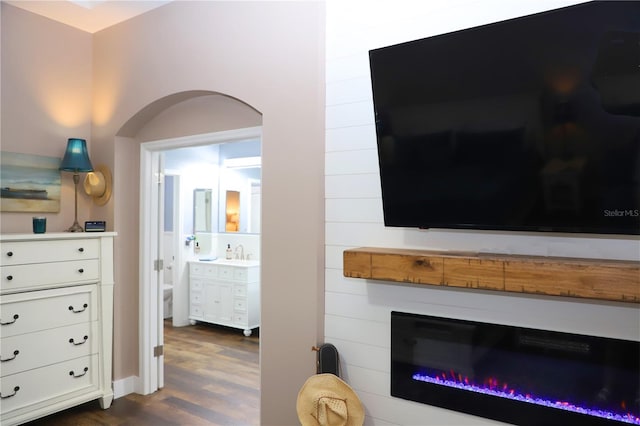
[3,0,174,33]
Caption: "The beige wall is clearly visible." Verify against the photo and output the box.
[2,2,325,425]
[0,4,94,233]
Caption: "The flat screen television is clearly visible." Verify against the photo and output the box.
[369,1,640,235]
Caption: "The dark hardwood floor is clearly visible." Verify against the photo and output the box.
[25,320,260,425]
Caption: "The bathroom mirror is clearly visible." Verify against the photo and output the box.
[193,188,212,232]
[218,166,261,234]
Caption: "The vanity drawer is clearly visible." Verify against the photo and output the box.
[1,260,100,294]
[190,305,203,318]
[233,313,248,326]
[233,285,247,297]
[0,354,99,415]
[233,298,247,312]
[217,266,234,280]
[1,239,99,267]
[0,286,96,338]
[190,263,217,277]
[190,291,203,305]
[1,321,98,377]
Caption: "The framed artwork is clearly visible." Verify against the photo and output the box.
[0,151,61,212]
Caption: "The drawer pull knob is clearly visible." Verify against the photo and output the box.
[69,367,89,378]
[0,386,20,399]
[78,268,84,273]
[6,275,13,281]
[69,335,89,346]
[0,350,19,362]
[6,251,13,257]
[0,314,19,325]
[78,247,84,253]
[69,303,88,313]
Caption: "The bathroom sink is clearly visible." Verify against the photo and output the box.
[211,259,260,267]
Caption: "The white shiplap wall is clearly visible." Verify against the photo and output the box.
[324,1,640,425]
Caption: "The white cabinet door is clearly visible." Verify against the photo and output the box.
[204,281,233,324]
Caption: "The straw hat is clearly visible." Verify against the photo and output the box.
[297,374,364,426]
[83,164,112,206]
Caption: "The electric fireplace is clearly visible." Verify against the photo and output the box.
[391,312,640,425]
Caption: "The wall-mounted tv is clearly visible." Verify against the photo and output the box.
[369,1,640,235]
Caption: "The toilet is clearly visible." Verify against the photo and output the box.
[163,284,173,319]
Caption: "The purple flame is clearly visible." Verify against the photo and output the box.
[413,372,640,425]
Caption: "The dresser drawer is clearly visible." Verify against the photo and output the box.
[1,260,100,294]
[1,321,98,377]
[1,239,99,267]
[0,354,99,415]
[0,286,97,338]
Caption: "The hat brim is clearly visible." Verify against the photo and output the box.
[297,374,364,426]
[83,164,112,206]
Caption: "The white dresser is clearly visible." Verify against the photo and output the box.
[0,232,116,426]
[189,260,259,336]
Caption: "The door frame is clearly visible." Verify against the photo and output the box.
[139,126,262,395]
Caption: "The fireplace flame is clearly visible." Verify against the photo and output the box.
[413,371,640,425]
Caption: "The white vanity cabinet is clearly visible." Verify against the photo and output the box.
[0,233,115,426]
[189,260,259,336]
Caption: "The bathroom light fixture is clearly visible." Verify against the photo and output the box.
[83,164,112,206]
[59,138,93,232]
[223,156,261,169]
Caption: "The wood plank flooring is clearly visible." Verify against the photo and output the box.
[25,321,260,425]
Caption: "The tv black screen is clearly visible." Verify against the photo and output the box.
[369,1,640,235]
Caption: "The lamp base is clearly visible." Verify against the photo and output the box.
[66,221,85,232]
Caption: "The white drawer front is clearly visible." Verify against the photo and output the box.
[234,284,247,297]
[190,262,217,277]
[190,291,203,305]
[0,354,99,415]
[1,321,98,377]
[217,266,233,280]
[1,260,100,294]
[0,286,96,338]
[190,305,203,318]
[233,313,248,326]
[1,239,99,266]
[233,298,247,312]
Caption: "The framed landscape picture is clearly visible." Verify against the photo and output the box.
[0,151,61,212]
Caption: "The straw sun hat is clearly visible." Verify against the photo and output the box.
[297,374,364,426]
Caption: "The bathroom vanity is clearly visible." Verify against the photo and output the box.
[188,259,259,336]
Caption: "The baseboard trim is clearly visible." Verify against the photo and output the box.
[113,376,140,399]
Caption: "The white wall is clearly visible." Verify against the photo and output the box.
[324,1,640,425]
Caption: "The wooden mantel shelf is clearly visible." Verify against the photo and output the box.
[343,247,640,303]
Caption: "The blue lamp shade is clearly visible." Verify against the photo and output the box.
[59,138,93,172]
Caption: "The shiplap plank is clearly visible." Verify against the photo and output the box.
[326,77,372,107]
[325,149,379,176]
[326,198,383,223]
[326,101,375,129]
[326,125,376,152]
[325,173,381,199]
[325,314,390,348]
[325,291,391,322]
[324,337,390,373]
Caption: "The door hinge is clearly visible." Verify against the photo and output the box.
[154,259,164,271]
[154,345,164,357]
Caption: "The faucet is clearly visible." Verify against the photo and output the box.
[235,244,245,261]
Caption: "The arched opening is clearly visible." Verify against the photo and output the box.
[114,91,262,421]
